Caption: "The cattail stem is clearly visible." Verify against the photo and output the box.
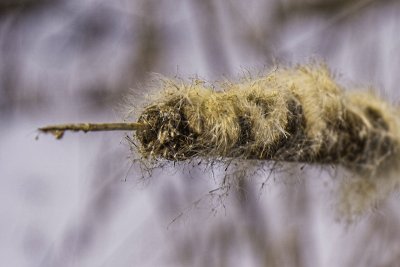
[39,122,144,139]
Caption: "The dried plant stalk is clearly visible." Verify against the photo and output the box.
[39,122,144,139]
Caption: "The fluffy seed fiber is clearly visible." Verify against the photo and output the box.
[133,64,400,218]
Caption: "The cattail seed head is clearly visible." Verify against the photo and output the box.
[132,64,400,218]
[135,65,400,173]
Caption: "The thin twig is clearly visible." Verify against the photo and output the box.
[39,122,144,139]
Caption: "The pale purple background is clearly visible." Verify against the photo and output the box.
[1,0,400,266]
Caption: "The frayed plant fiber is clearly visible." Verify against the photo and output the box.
[133,64,400,218]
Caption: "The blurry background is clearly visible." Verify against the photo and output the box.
[1,0,400,266]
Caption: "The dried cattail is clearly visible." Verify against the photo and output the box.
[132,64,400,219]
[135,65,399,175]
[40,64,400,218]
